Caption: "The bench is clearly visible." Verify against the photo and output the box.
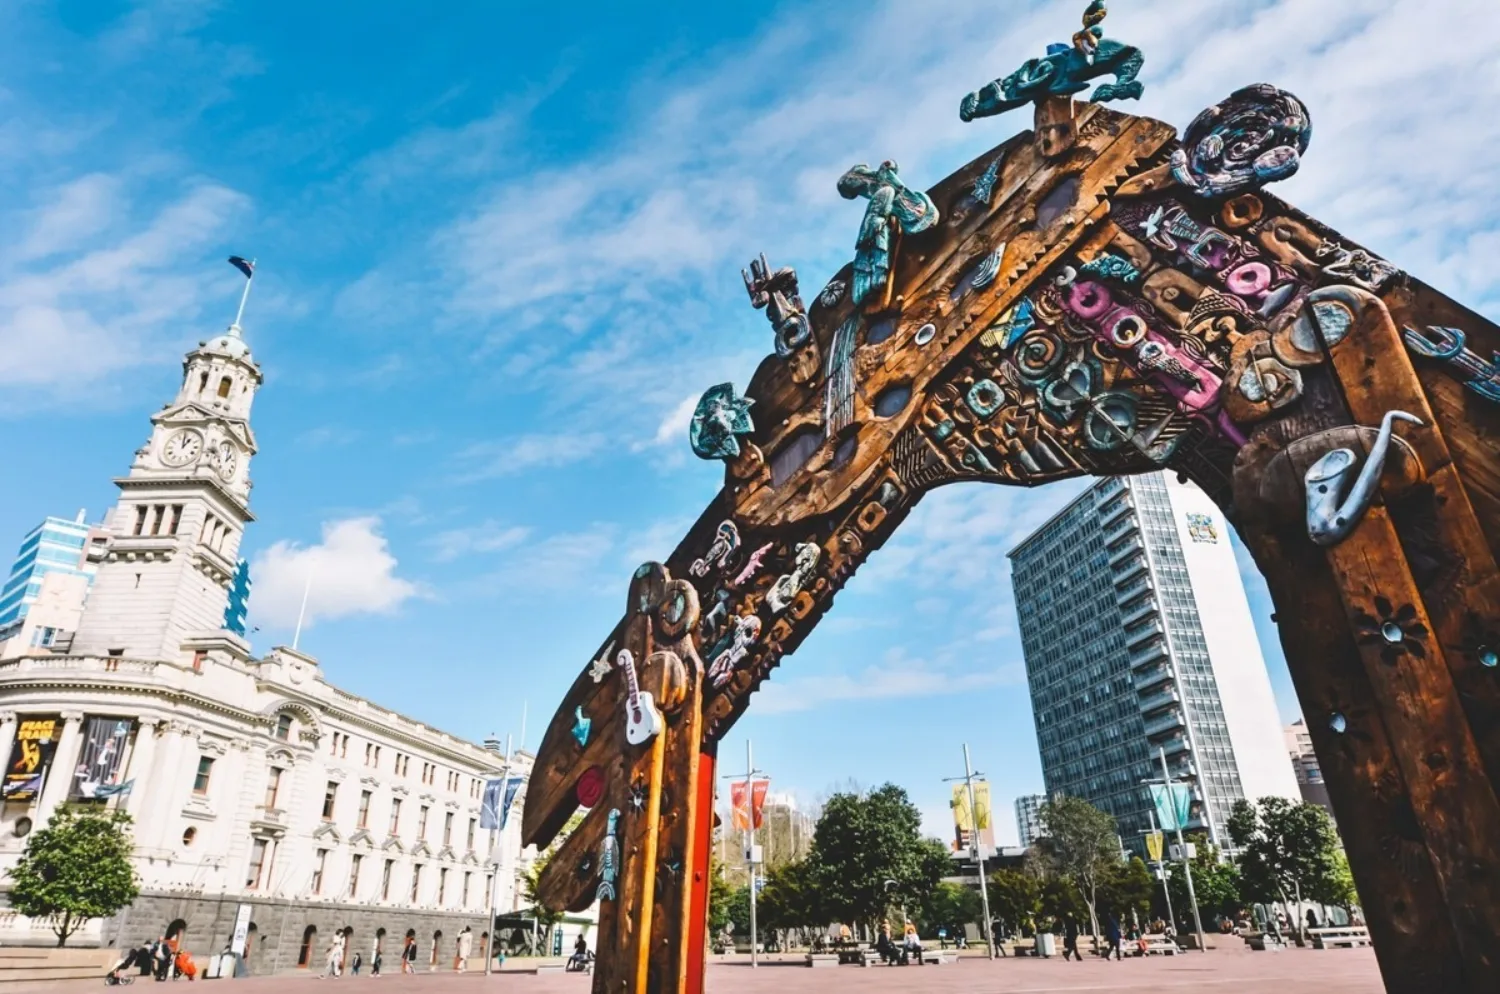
[1004,939,1036,957]
[805,954,840,968]
[920,951,957,965]
[1133,938,1180,956]
[1309,927,1372,950]
[1245,931,1285,951]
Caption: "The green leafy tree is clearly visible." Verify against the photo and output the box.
[1098,856,1153,924]
[7,806,139,947]
[758,858,825,934]
[1035,796,1120,944]
[1307,844,1358,913]
[916,881,982,938]
[1228,797,1345,934]
[986,868,1041,936]
[522,811,583,936]
[1162,834,1242,926]
[725,885,752,936]
[708,855,737,935]
[805,784,948,932]
[1036,874,1085,930]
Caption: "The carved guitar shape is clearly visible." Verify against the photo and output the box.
[618,648,663,746]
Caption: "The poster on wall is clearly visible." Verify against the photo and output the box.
[68,717,134,801]
[2,715,62,803]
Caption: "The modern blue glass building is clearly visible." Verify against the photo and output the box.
[0,514,96,640]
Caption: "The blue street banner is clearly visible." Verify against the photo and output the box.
[481,776,525,830]
[1150,783,1194,832]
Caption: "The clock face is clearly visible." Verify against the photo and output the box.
[161,430,203,467]
[215,442,239,482]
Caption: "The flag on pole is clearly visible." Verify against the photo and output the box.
[730,779,770,829]
[228,256,255,279]
[481,776,525,830]
[1149,783,1194,831]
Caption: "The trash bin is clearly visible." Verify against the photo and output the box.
[1036,933,1057,958]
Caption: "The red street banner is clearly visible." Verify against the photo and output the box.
[731,779,771,830]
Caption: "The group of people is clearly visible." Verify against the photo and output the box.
[872,921,924,965]
[107,936,196,983]
[318,926,476,979]
[1059,915,1178,961]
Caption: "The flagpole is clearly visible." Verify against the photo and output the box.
[292,566,313,651]
[485,734,513,978]
[231,260,255,331]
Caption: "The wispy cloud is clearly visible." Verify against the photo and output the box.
[755,648,1024,715]
[451,432,609,482]
[427,519,532,562]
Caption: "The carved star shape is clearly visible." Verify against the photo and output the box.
[629,782,648,812]
[588,641,616,683]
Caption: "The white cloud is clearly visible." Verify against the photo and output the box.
[755,647,1024,716]
[475,524,618,595]
[452,432,608,482]
[17,173,122,261]
[427,520,532,562]
[249,517,422,630]
[633,393,698,452]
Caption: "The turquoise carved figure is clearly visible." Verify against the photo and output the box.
[959,1,1143,123]
[689,383,755,461]
[837,161,939,308]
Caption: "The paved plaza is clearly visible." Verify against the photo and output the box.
[34,943,1382,994]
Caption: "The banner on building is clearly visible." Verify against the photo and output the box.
[730,779,770,830]
[229,904,253,957]
[1149,783,1194,832]
[68,717,134,801]
[1145,830,1165,864]
[480,776,525,831]
[2,715,62,803]
[951,781,995,850]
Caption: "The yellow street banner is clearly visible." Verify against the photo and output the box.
[951,781,992,831]
[1145,830,1165,863]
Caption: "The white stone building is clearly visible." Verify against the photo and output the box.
[0,315,537,973]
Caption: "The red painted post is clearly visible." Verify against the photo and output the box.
[685,748,717,994]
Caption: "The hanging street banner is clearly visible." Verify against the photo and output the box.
[3,715,61,803]
[68,717,134,801]
[729,779,770,830]
[480,776,526,830]
[1145,830,1165,863]
[1150,783,1194,832]
[950,781,996,850]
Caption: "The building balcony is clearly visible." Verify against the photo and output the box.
[1143,709,1187,738]
[1137,686,1180,714]
[1134,664,1173,692]
[1114,574,1153,603]
[1107,537,1144,567]
[1125,620,1164,649]
[1129,639,1169,668]
[1102,518,1138,549]
[1099,494,1133,527]
[1120,598,1156,627]
[1157,735,1191,757]
[1113,556,1148,584]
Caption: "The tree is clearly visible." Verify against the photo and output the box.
[986,868,1040,937]
[758,858,825,935]
[1036,796,1119,945]
[7,806,139,947]
[1228,797,1346,934]
[805,784,948,932]
[1098,856,1153,925]
[916,882,982,938]
[1307,844,1358,913]
[707,855,737,935]
[522,812,583,935]
[1162,834,1241,926]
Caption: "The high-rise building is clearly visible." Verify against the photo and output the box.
[1015,793,1045,848]
[0,512,99,651]
[1285,718,1332,813]
[1009,472,1300,852]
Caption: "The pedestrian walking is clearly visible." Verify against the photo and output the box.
[322,932,345,978]
[401,937,416,975]
[1105,915,1123,961]
[1061,917,1080,961]
[370,937,382,978]
[350,952,362,976]
[455,927,472,973]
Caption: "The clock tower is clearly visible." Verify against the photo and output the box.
[72,319,263,661]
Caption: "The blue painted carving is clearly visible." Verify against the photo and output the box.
[1079,253,1141,285]
[690,383,755,460]
[571,706,592,748]
[972,154,1005,205]
[1305,410,1424,547]
[959,1,1143,123]
[1171,84,1312,198]
[596,808,620,901]
[1402,325,1500,404]
[743,253,812,358]
[967,379,1004,419]
[837,161,940,307]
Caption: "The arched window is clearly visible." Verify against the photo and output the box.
[275,714,293,741]
[297,925,318,968]
[198,372,209,395]
[430,930,442,966]
[217,377,233,398]
[244,923,258,967]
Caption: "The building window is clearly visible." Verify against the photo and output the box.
[182,827,197,847]
[150,505,165,536]
[340,735,348,759]
[349,854,363,898]
[322,782,338,821]
[191,650,206,672]
[218,376,233,398]
[358,790,372,828]
[264,768,283,809]
[438,868,448,906]
[484,874,493,910]
[409,865,422,904]
[365,743,373,766]
[311,849,328,895]
[274,715,292,741]
[381,859,394,901]
[168,505,183,535]
[246,838,269,890]
[133,505,148,536]
[388,798,402,835]
[443,812,453,847]
[466,818,476,851]
[417,806,429,840]
[193,756,214,794]
[462,871,471,908]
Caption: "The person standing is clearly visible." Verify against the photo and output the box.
[1061,917,1081,961]
[322,932,345,979]
[455,927,472,973]
[401,937,416,975]
[1105,915,1123,961]
[370,936,382,978]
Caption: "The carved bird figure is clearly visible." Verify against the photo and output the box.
[837,161,939,307]
[690,520,741,578]
[597,808,621,901]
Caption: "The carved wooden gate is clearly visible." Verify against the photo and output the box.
[522,6,1500,992]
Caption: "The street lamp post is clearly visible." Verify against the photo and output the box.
[1144,747,1206,953]
[942,744,996,959]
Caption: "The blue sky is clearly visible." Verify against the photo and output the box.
[2,0,1498,842]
